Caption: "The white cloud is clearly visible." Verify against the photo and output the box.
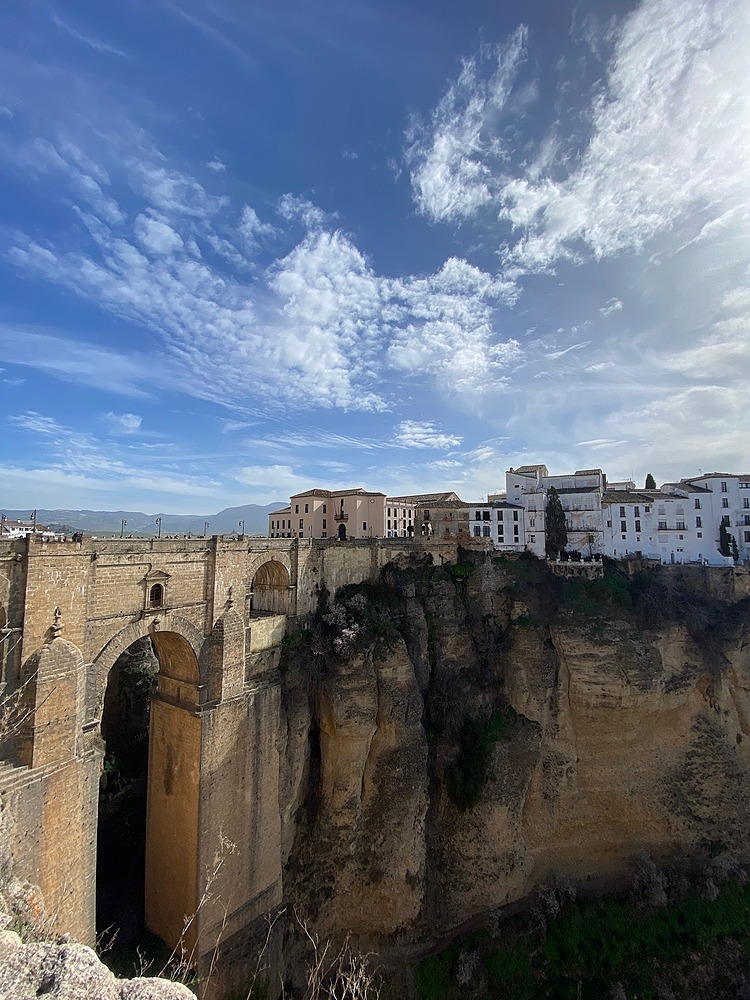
[395,420,462,449]
[207,159,226,172]
[500,0,750,271]
[405,27,528,223]
[131,163,228,218]
[237,205,276,246]
[104,411,142,434]
[599,298,623,317]
[135,214,184,256]
[276,193,328,229]
[233,464,311,504]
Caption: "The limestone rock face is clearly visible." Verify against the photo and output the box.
[0,927,195,1000]
[280,559,750,952]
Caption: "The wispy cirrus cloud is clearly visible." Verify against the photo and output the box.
[405,27,529,224]
[5,121,518,415]
[5,410,222,504]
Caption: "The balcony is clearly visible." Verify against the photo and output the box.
[333,511,349,522]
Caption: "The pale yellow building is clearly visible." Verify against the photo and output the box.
[268,488,387,540]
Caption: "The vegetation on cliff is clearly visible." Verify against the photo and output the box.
[415,851,750,1000]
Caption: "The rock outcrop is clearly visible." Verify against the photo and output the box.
[279,554,750,954]
[0,927,195,1000]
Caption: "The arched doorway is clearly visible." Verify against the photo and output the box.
[250,559,291,614]
[338,523,347,541]
[96,628,202,965]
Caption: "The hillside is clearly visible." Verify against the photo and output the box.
[0,502,285,536]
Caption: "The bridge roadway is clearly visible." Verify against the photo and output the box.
[0,532,459,995]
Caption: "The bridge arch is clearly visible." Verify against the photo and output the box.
[96,623,203,957]
[249,557,292,615]
[89,615,205,723]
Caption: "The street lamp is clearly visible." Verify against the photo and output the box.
[120,519,127,538]
[155,516,162,539]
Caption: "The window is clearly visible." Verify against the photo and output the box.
[676,505,684,516]
[634,506,640,517]
[645,505,651,513]
[745,531,750,543]
[635,520,641,533]
[513,511,519,522]
[621,520,627,533]
[322,519,327,529]
[323,504,327,513]
[529,534,536,543]
[658,520,667,530]
[473,526,481,537]
[619,506,626,517]
[607,520,612,528]
[362,521,367,531]
[694,498,701,509]
[299,531,303,537]
[745,515,750,526]
[483,511,490,521]
[475,511,481,520]
[676,521,686,530]
[299,519,304,529]
[697,532,702,538]
[529,518,535,527]
[722,498,729,508]
[322,532,327,538]
[482,525,490,536]
[658,505,666,515]
[743,497,749,508]
[295,504,299,513]
[721,481,727,492]
[695,517,702,528]
[722,515,730,526]
[305,503,309,513]
[149,583,163,608]
[497,527,504,538]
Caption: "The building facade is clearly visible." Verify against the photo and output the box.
[266,468,750,566]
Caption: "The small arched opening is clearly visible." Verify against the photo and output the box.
[338,523,347,541]
[148,583,163,608]
[251,559,291,615]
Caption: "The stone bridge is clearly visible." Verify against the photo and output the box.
[0,532,458,991]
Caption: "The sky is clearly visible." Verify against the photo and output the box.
[0,0,748,514]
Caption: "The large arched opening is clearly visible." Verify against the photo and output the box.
[250,559,291,615]
[96,627,201,967]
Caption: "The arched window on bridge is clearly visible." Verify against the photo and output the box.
[250,560,291,615]
[142,569,170,613]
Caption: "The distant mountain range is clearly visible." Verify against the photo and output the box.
[0,502,286,536]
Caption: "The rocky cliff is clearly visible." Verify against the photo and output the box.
[277,552,750,957]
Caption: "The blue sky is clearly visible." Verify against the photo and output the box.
[1,0,747,513]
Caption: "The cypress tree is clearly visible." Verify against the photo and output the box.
[645,473,656,490]
[545,486,568,558]
[719,521,731,558]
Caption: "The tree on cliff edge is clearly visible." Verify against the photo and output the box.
[718,521,731,558]
[545,487,568,558]
[645,473,656,490]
